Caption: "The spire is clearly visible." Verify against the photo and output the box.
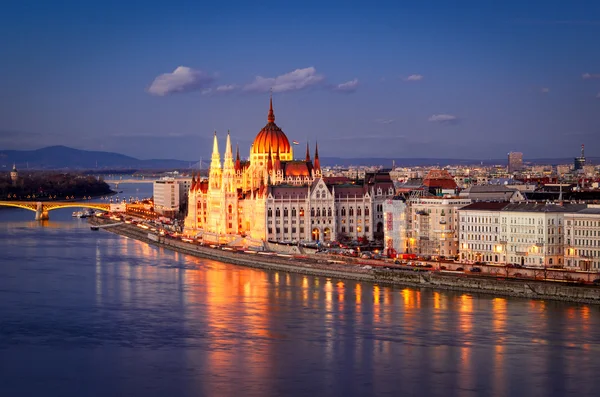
[314,141,321,172]
[210,131,221,170]
[582,144,585,158]
[274,147,281,171]
[225,130,233,159]
[235,144,241,171]
[305,141,311,162]
[267,146,273,172]
[267,91,275,123]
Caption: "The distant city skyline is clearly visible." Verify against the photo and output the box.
[1,0,599,160]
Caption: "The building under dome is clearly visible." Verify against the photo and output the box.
[184,98,395,247]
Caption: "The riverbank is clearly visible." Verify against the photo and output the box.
[90,217,600,305]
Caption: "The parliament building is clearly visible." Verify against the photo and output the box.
[184,98,394,245]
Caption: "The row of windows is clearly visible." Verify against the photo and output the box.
[568,220,600,227]
[267,206,371,217]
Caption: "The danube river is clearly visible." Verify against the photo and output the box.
[1,184,600,397]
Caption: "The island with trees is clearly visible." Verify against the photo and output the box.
[0,170,114,201]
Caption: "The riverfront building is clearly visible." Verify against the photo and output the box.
[459,202,589,268]
[382,197,408,256]
[153,177,192,216]
[564,206,600,270]
[183,98,394,244]
[406,195,471,258]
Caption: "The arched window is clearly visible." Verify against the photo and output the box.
[311,208,315,217]
[228,205,233,214]
[284,207,289,217]
[349,207,354,216]
[322,207,326,217]
[327,207,332,217]
[357,207,362,216]
[300,207,305,217]
[292,208,297,217]
[341,207,346,216]
[276,208,281,217]
[316,208,321,217]
[268,208,273,217]
[365,207,370,216]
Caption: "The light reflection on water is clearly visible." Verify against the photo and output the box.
[0,211,600,396]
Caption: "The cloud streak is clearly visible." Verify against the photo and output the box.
[201,84,239,96]
[406,74,423,81]
[375,118,394,125]
[148,66,215,96]
[582,73,600,79]
[332,78,359,93]
[244,67,325,93]
[428,114,459,124]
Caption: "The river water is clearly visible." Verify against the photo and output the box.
[1,184,599,397]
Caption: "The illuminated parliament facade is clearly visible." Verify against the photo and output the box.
[184,98,394,244]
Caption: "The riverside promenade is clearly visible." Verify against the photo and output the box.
[90,217,600,305]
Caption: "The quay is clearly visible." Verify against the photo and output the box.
[90,216,600,305]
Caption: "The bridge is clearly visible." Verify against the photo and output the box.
[0,201,113,220]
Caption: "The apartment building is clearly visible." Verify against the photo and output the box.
[564,206,600,270]
[406,195,471,258]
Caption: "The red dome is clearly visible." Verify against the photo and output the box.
[251,97,292,155]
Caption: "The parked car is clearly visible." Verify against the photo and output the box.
[440,265,447,270]
[593,278,600,285]
[514,272,523,277]
[470,267,482,273]
[456,267,464,271]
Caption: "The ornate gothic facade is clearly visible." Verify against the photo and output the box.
[184,99,394,245]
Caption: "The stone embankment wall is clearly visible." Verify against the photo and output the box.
[91,218,600,305]
[373,270,600,304]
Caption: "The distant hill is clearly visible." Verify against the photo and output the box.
[0,146,192,170]
[0,146,595,170]
[320,157,598,167]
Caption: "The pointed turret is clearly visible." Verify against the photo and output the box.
[274,147,281,171]
[267,146,273,172]
[224,130,234,169]
[267,92,275,123]
[313,141,321,173]
[210,131,221,169]
[191,172,197,192]
[305,142,311,162]
[234,144,241,171]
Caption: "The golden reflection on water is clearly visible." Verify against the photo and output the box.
[87,236,600,396]
[491,298,507,397]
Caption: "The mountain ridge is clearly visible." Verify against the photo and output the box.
[0,146,595,170]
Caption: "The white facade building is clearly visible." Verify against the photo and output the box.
[406,196,471,258]
[153,178,181,215]
[458,202,510,263]
[382,197,407,256]
[564,206,600,270]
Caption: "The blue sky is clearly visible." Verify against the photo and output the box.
[1,0,599,161]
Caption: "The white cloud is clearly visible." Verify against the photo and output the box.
[244,67,325,93]
[428,114,458,123]
[201,84,238,96]
[333,78,359,93]
[216,84,237,93]
[375,118,394,125]
[582,73,600,79]
[406,74,423,81]
[540,87,550,93]
[148,66,214,96]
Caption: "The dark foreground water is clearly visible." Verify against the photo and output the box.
[1,206,600,396]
